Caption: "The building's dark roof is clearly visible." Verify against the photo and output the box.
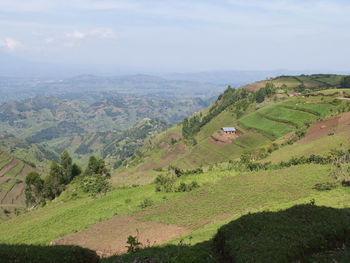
[222,127,236,132]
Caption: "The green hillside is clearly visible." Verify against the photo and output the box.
[1,74,350,262]
[0,150,36,221]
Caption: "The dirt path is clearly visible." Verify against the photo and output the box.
[51,215,190,257]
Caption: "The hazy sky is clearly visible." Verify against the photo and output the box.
[1,0,350,72]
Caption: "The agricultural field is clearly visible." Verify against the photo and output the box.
[238,111,294,138]
[0,151,35,220]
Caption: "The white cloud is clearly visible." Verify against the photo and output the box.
[1,37,22,51]
[66,31,86,40]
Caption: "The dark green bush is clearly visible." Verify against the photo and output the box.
[213,204,350,263]
[139,198,154,209]
[0,244,100,263]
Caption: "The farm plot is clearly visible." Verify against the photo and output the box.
[259,106,318,128]
[238,112,294,139]
[283,102,333,116]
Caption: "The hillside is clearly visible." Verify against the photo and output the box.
[0,150,37,221]
[1,74,350,262]
[112,74,350,186]
[0,93,211,169]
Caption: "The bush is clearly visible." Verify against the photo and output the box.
[213,204,350,263]
[175,181,200,192]
[80,174,111,197]
[0,244,100,263]
[139,198,154,209]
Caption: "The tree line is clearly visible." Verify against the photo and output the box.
[182,83,276,139]
[25,151,111,207]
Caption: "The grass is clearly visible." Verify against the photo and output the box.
[0,156,12,170]
[283,102,333,116]
[0,183,185,245]
[259,105,317,128]
[266,132,350,163]
[238,111,294,138]
[136,164,332,229]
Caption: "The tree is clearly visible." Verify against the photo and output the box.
[44,161,65,199]
[85,156,110,178]
[342,76,350,89]
[61,151,81,182]
[25,172,44,207]
[60,150,73,183]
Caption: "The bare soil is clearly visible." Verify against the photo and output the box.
[208,131,242,147]
[242,81,267,91]
[0,159,17,177]
[51,215,190,257]
[298,112,350,144]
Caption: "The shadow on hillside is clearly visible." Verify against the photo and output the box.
[1,205,349,263]
[0,244,100,263]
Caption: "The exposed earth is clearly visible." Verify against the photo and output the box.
[51,215,190,257]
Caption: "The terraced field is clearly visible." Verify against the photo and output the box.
[238,100,340,139]
[0,151,35,220]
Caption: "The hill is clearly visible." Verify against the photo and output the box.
[0,150,37,221]
[112,74,350,186]
[0,74,350,262]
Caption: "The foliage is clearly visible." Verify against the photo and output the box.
[80,174,111,197]
[342,76,350,89]
[213,204,350,263]
[85,156,111,178]
[126,233,142,253]
[25,172,45,207]
[182,86,252,138]
[139,198,154,208]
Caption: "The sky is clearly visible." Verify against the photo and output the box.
[0,0,350,74]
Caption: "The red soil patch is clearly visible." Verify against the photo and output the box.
[51,215,190,257]
[208,131,242,147]
[298,112,350,144]
[242,81,266,91]
[159,142,169,149]
[137,143,187,172]
[0,159,17,177]
[168,133,182,140]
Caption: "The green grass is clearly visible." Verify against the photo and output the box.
[238,112,294,138]
[0,183,185,245]
[283,102,333,116]
[0,156,12,170]
[259,105,317,128]
[137,164,333,229]
[0,178,21,191]
[266,132,350,163]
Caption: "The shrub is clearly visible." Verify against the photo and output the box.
[0,244,100,263]
[214,204,350,263]
[80,174,111,197]
[139,198,154,209]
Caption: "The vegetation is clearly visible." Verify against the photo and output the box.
[0,244,100,263]
[2,74,350,262]
[214,204,350,263]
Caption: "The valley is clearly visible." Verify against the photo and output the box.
[1,74,350,262]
